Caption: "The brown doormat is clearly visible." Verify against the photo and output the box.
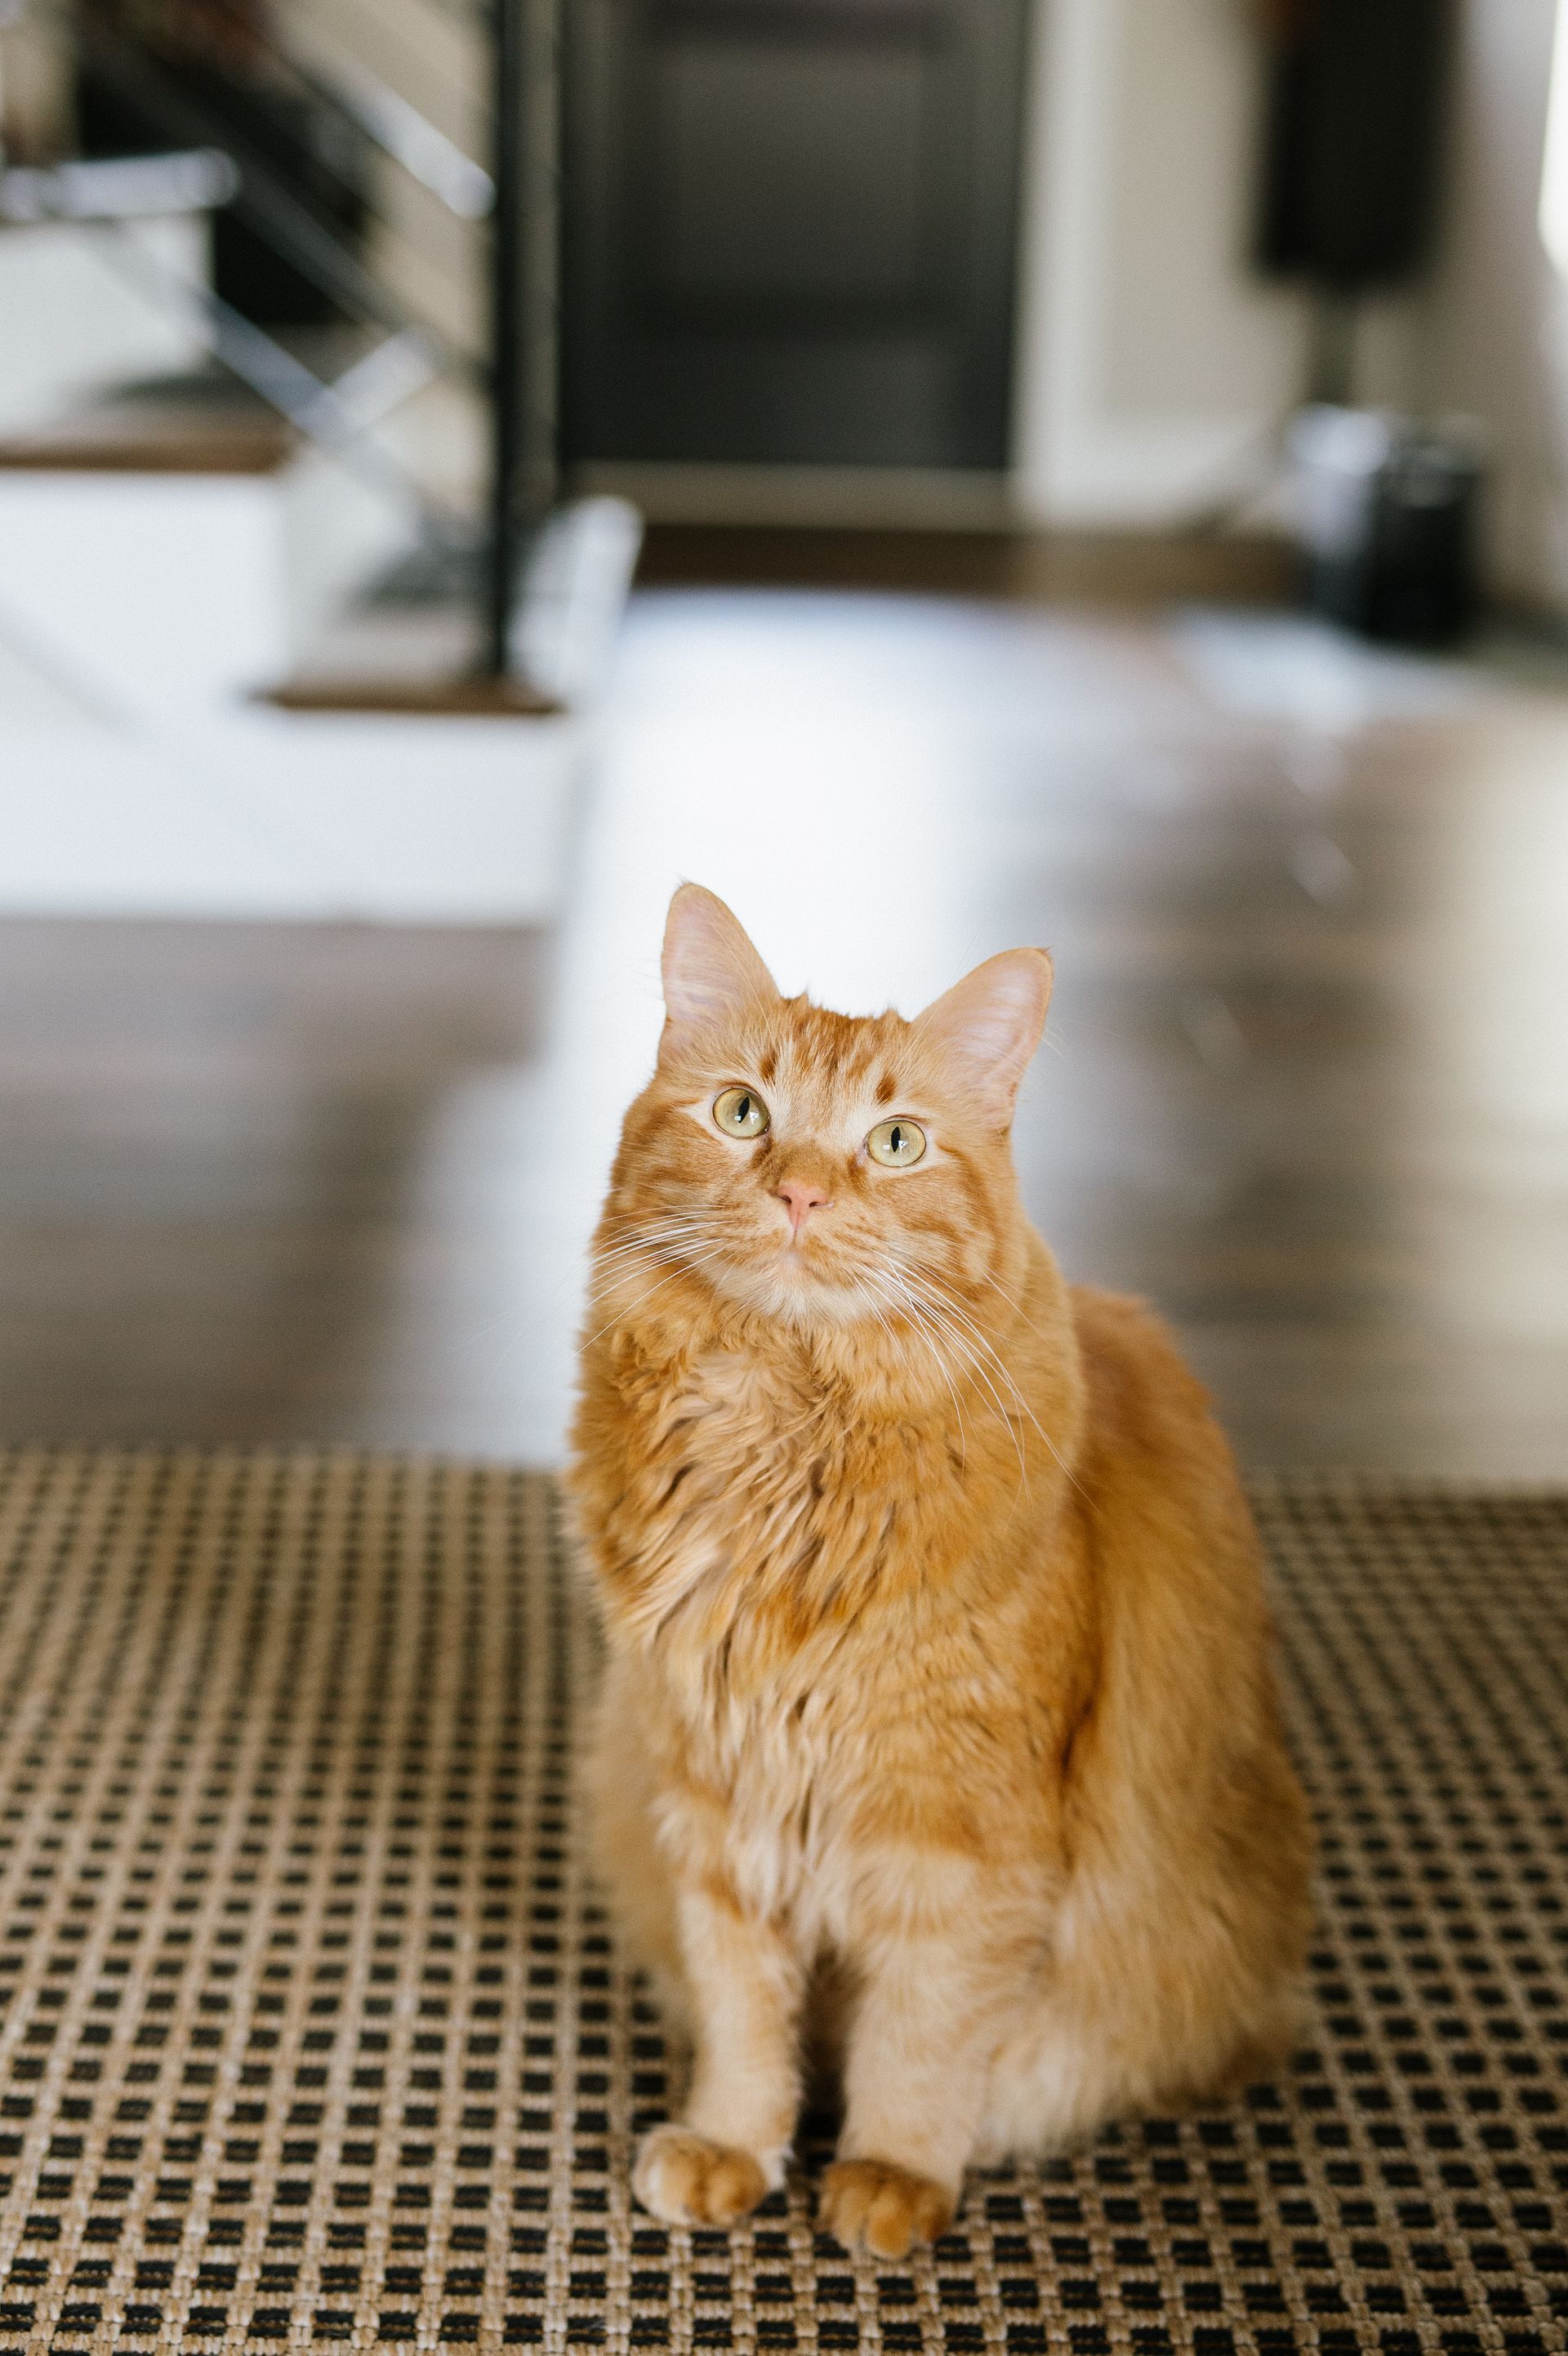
[0,1450,1560,2354]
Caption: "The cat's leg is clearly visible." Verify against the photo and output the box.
[633,1881,805,2228]
[589,1658,688,2006]
[821,1927,1017,2260]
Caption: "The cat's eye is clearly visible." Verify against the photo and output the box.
[713,1085,769,1138]
[866,1118,926,1168]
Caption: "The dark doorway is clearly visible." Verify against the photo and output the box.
[562,0,1031,475]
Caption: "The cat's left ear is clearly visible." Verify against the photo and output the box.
[660,883,778,1054]
[914,948,1053,1125]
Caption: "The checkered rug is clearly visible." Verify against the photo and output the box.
[0,1448,1560,2353]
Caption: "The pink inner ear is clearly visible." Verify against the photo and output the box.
[915,949,1052,1121]
[662,886,777,1044]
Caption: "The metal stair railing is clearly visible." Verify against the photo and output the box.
[0,0,559,684]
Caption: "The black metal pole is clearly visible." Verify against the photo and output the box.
[1305,286,1357,409]
[484,0,526,678]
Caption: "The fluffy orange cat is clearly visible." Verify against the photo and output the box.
[567,884,1313,2259]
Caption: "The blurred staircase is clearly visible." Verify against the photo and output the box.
[0,362,424,718]
[0,0,639,722]
[0,0,639,923]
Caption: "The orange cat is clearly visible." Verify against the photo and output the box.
[567,884,1313,2259]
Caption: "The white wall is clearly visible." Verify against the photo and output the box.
[274,0,487,354]
[1013,0,1311,527]
[1011,0,1564,608]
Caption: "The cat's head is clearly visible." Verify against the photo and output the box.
[600,885,1051,1331]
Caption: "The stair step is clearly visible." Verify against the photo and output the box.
[0,386,418,715]
[269,661,559,716]
[0,385,293,476]
[262,497,644,715]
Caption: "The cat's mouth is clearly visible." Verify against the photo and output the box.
[773,1225,840,1272]
[691,1231,878,1326]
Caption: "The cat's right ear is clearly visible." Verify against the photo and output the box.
[659,884,778,1056]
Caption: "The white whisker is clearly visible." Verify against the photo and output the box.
[899,1282,1029,1491]
[891,1249,1093,1504]
[590,1218,721,1269]
[579,1236,737,1347]
[880,1249,1057,1495]
[867,1272,969,1470]
[875,1263,992,1473]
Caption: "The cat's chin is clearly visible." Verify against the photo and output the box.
[702,1253,881,1332]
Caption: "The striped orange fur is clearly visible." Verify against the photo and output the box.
[566,885,1314,2258]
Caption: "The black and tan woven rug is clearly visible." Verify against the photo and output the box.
[0,1449,1560,2354]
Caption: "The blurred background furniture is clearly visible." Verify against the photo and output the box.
[0,0,1566,1467]
[562,0,1029,479]
[0,0,639,922]
[1255,0,1455,407]
[0,0,639,715]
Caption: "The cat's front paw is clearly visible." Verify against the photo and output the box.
[819,2158,955,2258]
[633,2124,769,2227]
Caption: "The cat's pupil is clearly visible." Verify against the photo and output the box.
[890,1126,902,1152]
[737,1096,751,1122]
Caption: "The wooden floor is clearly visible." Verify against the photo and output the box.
[3,586,1567,1476]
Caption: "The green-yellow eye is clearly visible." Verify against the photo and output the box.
[866,1117,926,1168]
[713,1085,769,1138]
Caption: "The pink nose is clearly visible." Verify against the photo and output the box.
[776,1179,830,1236]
